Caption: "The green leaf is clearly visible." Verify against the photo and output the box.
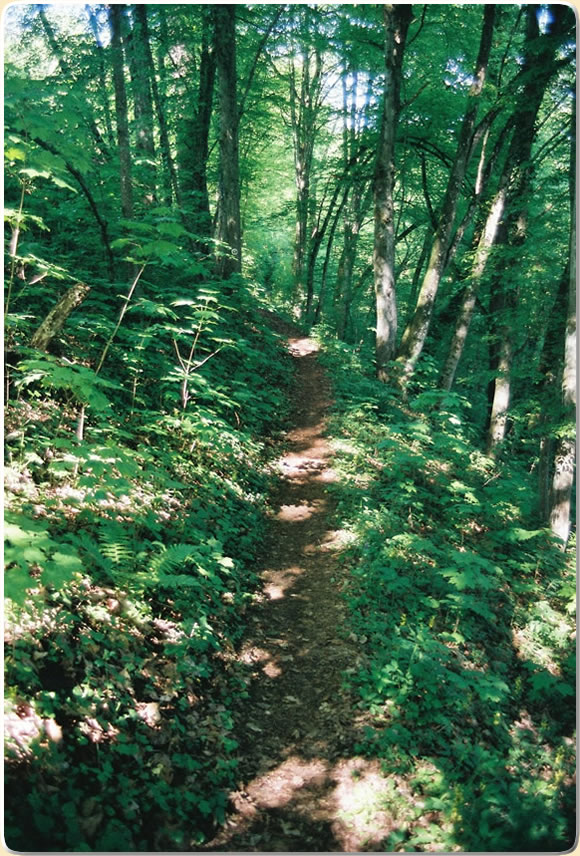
[505,527,544,543]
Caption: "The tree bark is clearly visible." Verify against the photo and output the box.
[395,5,496,387]
[140,5,180,207]
[549,96,576,547]
[213,4,242,279]
[304,146,369,322]
[373,3,413,381]
[485,4,574,454]
[313,189,350,325]
[438,184,507,392]
[30,283,90,351]
[336,69,370,341]
[85,4,115,150]
[179,7,216,244]
[289,8,323,309]
[108,4,133,219]
[128,5,157,199]
[437,114,516,391]
[537,261,570,519]
[549,231,576,546]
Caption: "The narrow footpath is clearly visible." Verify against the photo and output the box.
[204,325,397,852]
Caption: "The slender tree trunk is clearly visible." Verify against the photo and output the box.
[179,7,216,244]
[128,5,156,199]
[486,325,513,453]
[336,68,367,341]
[289,9,323,310]
[404,228,430,321]
[537,262,570,519]
[438,185,507,391]
[214,4,241,279]
[85,4,115,150]
[437,114,516,390]
[395,5,496,386]
[373,3,413,381]
[485,4,574,454]
[109,4,133,219]
[313,191,348,325]
[305,173,352,320]
[549,224,576,545]
[549,96,576,547]
[140,6,179,206]
[337,222,359,341]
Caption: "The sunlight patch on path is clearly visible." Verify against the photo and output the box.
[263,565,305,600]
[204,331,401,852]
[276,499,325,521]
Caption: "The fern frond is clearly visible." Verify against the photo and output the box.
[73,531,115,580]
[149,543,199,575]
[98,522,133,567]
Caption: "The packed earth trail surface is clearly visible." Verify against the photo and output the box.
[204,321,396,852]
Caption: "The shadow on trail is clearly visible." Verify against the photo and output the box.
[202,335,397,852]
[202,325,576,853]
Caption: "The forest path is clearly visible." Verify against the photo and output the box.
[204,319,395,852]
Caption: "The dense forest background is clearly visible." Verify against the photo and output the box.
[4,3,576,852]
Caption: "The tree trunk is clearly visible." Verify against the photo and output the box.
[179,7,216,244]
[128,5,157,200]
[109,4,133,219]
[536,262,570,519]
[485,4,574,454]
[313,191,348,326]
[395,5,496,386]
[438,184,507,391]
[373,3,413,381]
[213,4,242,279]
[486,326,513,454]
[85,4,115,150]
[289,9,323,310]
[437,114,516,390]
[140,5,179,207]
[549,96,576,547]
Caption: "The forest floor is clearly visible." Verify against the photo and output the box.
[204,319,399,852]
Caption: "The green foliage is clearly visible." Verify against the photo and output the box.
[316,331,576,853]
[5,255,294,849]
[4,513,83,605]
[17,356,117,412]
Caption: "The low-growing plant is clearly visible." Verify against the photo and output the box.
[4,265,295,849]
[315,330,576,853]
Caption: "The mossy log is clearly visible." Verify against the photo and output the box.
[30,282,90,351]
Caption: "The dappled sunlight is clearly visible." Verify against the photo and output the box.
[201,334,384,851]
[240,645,283,678]
[288,337,320,358]
[215,752,415,852]
[262,564,305,601]
[244,756,330,809]
[276,499,325,522]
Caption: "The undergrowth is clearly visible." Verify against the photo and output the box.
[314,328,576,853]
[4,273,294,851]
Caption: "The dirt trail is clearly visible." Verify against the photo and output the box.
[204,324,395,852]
